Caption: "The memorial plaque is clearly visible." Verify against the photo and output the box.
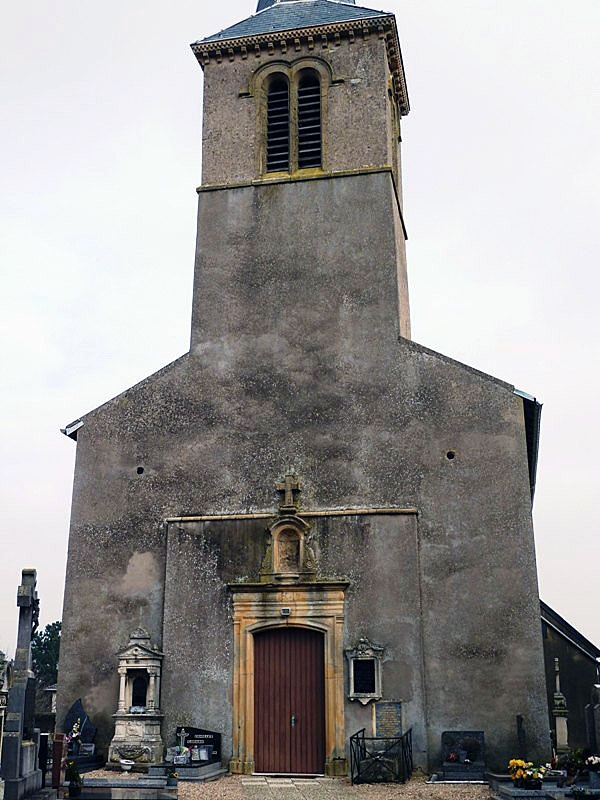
[374,701,403,738]
[176,726,221,762]
[165,747,178,763]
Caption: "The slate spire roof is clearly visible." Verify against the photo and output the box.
[197,0,390,44]
[257,0,355,9]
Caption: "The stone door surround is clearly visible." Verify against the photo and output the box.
[228,581,348,776]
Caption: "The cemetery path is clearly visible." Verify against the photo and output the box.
[83,771,494,800]
[178,774,494,800]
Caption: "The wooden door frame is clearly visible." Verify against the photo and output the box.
[228,582,348,776]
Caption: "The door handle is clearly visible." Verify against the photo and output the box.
[291,713,296,728]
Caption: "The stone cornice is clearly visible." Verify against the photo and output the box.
[227,580,350,593]
[191,15,409,116]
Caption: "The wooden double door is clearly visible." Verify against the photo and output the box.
[254,627,325,774]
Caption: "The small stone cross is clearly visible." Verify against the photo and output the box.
[276,473,301,512]
[178,728,187,749]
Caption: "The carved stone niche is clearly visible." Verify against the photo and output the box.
[345,638,384,705]
[261,516,317,584]
[108,628,165,765]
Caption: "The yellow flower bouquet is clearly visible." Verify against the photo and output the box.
[508,759,547,789]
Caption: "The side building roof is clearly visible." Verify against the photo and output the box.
[541,600,600,662]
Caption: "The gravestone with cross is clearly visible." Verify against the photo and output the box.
[175,727,221,764]
[1,570,43,800]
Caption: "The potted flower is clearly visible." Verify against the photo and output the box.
[508,759,548,789]
[65,760,83,798]
[586,756,600,789]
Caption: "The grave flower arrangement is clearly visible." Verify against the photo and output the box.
[171,745,190,764]
[65,759,83,798]
[586,757,600,772]
[66,718,82,754]
[66,719,81,745]
[508,759,547,788]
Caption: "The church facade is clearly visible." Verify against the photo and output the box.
[57,0,550,774]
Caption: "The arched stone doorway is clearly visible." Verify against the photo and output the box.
[228,582,347,776]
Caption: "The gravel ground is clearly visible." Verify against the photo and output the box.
[83,770,494,800]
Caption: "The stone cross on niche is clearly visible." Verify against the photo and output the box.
[276,473,301,513]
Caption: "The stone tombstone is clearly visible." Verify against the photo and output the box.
[585,684,600,754]
[0,653,10,767]
[176,727,221,763]
[441,731,486,781]
[552,658,569,754]
[63,699,97,745]
[374,702,403,738]
[108,629,164,765]
[22,681,36,743]
[1,570,43,800]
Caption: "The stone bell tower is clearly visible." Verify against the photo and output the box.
[189,0,411,359]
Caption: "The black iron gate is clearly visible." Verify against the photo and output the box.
[349,728,413,784]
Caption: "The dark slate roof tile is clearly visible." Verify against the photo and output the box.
[197,0,390,44]
[258,0,355,8]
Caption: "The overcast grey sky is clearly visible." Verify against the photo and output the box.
[1,0,598,657]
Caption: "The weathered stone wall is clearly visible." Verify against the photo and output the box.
[201,35,395,186]
[57,32,548,772]
[158,514,426,765]
[191,172,410,357]
[316,514,426,763]
[57,171,548,765]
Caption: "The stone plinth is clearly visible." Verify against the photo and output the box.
[108,714,164,765]
[74,777,176,800]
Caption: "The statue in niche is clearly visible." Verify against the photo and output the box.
[278,530,300,572]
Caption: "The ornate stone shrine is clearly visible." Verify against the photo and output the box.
[108,629,164,765]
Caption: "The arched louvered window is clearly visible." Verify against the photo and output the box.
[297,72,322,169]
[266,75,290,172]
